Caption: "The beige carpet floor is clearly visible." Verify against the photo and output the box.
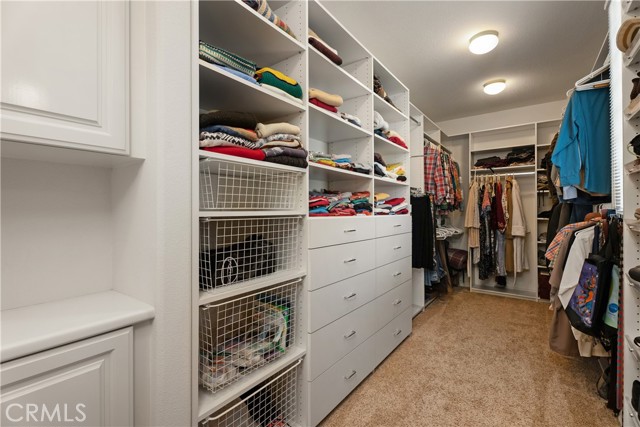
[320,290,618,427]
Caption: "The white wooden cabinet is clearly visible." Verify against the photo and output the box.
[1,328,132,427]
[1,0,129,154]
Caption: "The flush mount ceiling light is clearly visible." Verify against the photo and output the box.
[483,79,506,95]
[469,30,499,55]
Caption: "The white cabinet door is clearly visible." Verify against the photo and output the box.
[0,328,132,427]
[1,1,129,154]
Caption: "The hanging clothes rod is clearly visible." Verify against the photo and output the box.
[409,115,421,125]
[471,169,536,177]
[421,134,452,154]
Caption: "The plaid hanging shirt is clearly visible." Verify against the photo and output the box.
[545,220,590,267]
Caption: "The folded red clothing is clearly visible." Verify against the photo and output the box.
[332,208,356,216]
[310,98,338,113]
[201,146,265,161]
[388,136,408,149]
[394,209,409,215]
[385,197,406,207]
[310,212,331,217]
[309,199,330,208]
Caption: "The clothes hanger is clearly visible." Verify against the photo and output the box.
[573,61,611,93]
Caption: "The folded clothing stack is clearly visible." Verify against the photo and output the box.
[374,194,408,215]
[373,74,399,110]
[199,111,307,168]
[309,191,372,216]
[537,173,549,190]
[474,146,535,168]
[255,67,303,103]
[373,152,406,182]
[199,41,258,84]
[309,151,371,175]
[309,88,343,113]
[339,112,362,127]
[309,29,343,65]
[373,111,407,149]
[243,0,297,40]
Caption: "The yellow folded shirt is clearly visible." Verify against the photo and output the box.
[374,192,390,202]
[309,88,344,107]
[255,67,299,86]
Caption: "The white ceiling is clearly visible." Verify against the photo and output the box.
[322,0,608,122]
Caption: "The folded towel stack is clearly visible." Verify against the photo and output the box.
[374,194,408,216]
[255,67,303,102]
[309,190,372,216]
[309,29,343,66]
[243,0,297,40]
[199,112,307,168]
[309,151,371,176]
[309,88,343,113]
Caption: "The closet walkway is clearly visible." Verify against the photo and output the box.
[320,290,617,427]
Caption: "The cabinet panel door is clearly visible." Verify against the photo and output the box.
[0,328,132,427]
[1,1,128,154]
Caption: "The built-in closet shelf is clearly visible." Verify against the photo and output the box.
[198,210,307,218]
[373,134,409,154]
[308,46,371,99]
[537,265,549,269]
[470,164,535,174]
[199,60,305,120]
[199,1,305,66]
[537,241,546,244]
[374,176,410,187]
[536,168,546,172]
[537,143,552,148]
[197,347,306,422]
[198,270,307,306]
[374,93,408,123]
[626,397,640,427]
[471,285,538,301]
[309,161,372,180]
[199,150,308,174]
[625,159,640,175]
[471,144,534,154]
[538,190,550,193]
[309,103,372,142]
[0,291,154,363]
[626,218,640,232]
[373,58,409,105]
[537,217,550,221]
[625,334,640,363]
[627,272,640,293]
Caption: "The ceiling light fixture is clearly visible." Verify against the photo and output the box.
[483,79,506,95]
[469,30,499,55]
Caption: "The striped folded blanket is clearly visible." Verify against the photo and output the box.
[243,0,297,40]
[199,41,256,77]
[199,131,259,149]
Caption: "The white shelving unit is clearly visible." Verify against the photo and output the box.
[194,1,308,425]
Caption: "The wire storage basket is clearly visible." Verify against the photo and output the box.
[200,358,302,427]
[199,280,301,393]
[199,217,303,292]
[199,158,305,211]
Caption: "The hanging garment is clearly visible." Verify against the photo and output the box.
[558,227,596,308]
[505,177,515,273]
[478,184,494,280]
[464,181,480,249]
[510,178,529,273]
[411,195,435,269]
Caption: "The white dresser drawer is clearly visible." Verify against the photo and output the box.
[307,336,376,427]
[374,307,412,368]
[308,270,376,332]
[375,215,411,238]
[375,233,411,267]
[308,301,377,381]
[375,256,412,297]
[309,240,376,290]
[309,217,375,249]
[375,280,412,329]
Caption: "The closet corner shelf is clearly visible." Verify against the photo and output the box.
[199,150,308,175]
[624,334,640,364]
[373,176,410,186]
[308,103,372,142]
[197,346,306,423]
[198,270,307,306]
[199,60,305,120]
[373,134,409,154]
[199,0,305,66]
[1,290,155,363]
[373,93,408,123]
[625,159,640,175]
[470,164,535,173]
[308,45,370,99]
[309,161,372,180]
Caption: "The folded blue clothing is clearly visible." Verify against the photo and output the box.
[334,158,351,163]
[309,207,329,214]
[214,64,259,85]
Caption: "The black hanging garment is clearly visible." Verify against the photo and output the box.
[411,195,435,269]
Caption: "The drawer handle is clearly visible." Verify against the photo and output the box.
[344,292,357,300]
[344,370,357,380]
[344,229,357,233]
[393,246,402,250]
[393,224,402,228]
[393,299,402,306]
[394,329,402,337]
[393,272,402,277]
[344,330,357,339]
[344,258,357,264]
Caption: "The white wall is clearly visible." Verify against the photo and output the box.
[438,99,566,136]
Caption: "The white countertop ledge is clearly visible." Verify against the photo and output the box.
[1,290,155,363]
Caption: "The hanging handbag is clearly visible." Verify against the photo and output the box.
[565,224,615,336]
